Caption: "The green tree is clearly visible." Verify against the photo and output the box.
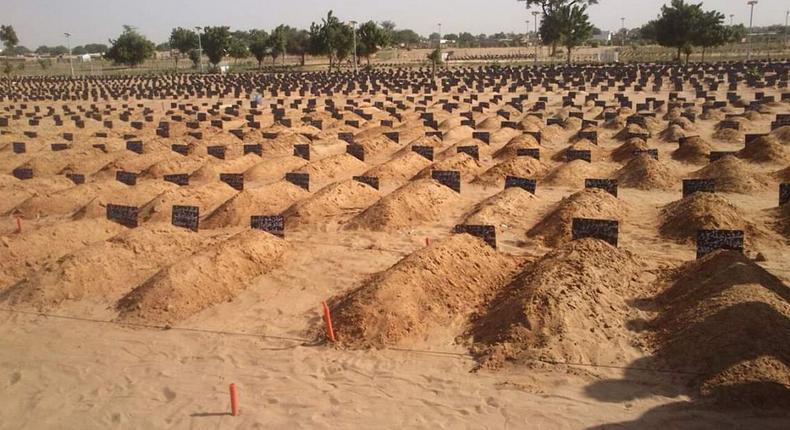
[428,47,442,78]
[457,32,476,48]
[50,45,69,56]
[201,26,231,66]
[286,28,310,66]
[105,26,155,67]
[526,0,600,55]
[380,21,396,46]
[0,25,19,50]
[35,45,51,55]
[72,45,88,55]
[694,9,727,62]
[269,24,288,65]
[248,29,269,69]
[308,11,354,70]
[84,43,108,54]
[550,4,594,63]
[650,0,704,62]
[391,29,421,48]
[169,27,199,71]
[356,21,389,64]
[228,36,250,64]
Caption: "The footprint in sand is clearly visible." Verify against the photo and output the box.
[163,387,177,402]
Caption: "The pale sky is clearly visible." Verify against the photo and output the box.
[2,0,787,48]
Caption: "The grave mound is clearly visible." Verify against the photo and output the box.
[363,151,432,181]
[345,179,462,231]
[542,160,613,188]
[672,136,711,164]
[296,153,369,183]
[202,181,309,229]
[527,188,627,247]
[330,234,521,348]
[469,239,646,370]
[244,156,308,183]
[283,179,380,227]
[738,135,788,163]
[472,157,549,187]
[659,193,748,243]
[116,230,288,325]
[614,155,677,191]
[648,251,790,408]
[413,153,483,180]
[611,138,650,162]
[462,187,537,228]
[492,134,541,160]
[692,156,770,193]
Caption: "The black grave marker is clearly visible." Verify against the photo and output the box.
[353,175,380,190]
[696,229,744,259]
[126,140,143,154]
[682,179,715,198]
[566,149,592,163]
[116,171,137,186]
[220,173,244,191]
[243,144,262,156]
[457,145,479,160]
[163,174,189,186]
[172,205,199,232]
[412,145,434,161]
[106,204,139,228]
[285,172,309,191]
[12,167,33,180]
[504,176,537,194]
[431,170,461,193]
[472,131,490,144]
[571,218,619,247]
[585,179,618,197]
[207,145,226,159]
[251,215,285,237]
[516,148,540,159]
[453,224,497,249]
[66,173,85,185]
[779,183,790,206]
[12,142,25,153]
[346,144,365,161]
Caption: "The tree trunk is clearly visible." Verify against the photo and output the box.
[301,53,305,66]
[257,59,262,70]
[685,52,690,65]
[701,46,706,63]
[676,46,682,62]
[567,46,572,64]
[551,42,558,56]
[174,56,179,72]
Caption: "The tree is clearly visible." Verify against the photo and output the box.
[84,43,108,54]
[105,26,154,66]
[550,4,594,63]
[50,45,69,56]
[539,9,564,55]
[428,48,442,78]
[428,32,441,42]
[72,45,88,55]
[650,0,704,62]
[169,27,199,71]
[728,24,747,43]
[694,9,727,62]
[356,21,389,64]
[391,29,421,48]
[380,21,396,46]
[524,0,600,55]
[269,24,288,65]
[201,26,231,66]
[0,25,19,50]
[308,11,354,70]
[228,36,249,64]
[248,29,269,69]
[457,32,476,48]
[286,28,310,66]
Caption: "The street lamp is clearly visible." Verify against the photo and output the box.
[785,10,789,46]
[64,32,74,77]
[195,26,204,73]
[747,0,757,61]
[437,22,442,49]
[349,20,358,74]
[532,10,540,66]
[730,14,735,26]
[621,17,626,46]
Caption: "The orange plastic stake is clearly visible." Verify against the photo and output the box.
[425,237,432,246]
[15,216,21,234]
[229,383,239,416]
[322,301,336,343]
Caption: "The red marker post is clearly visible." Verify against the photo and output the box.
[322,301,336,343]
[15,216,22,234]
[229,383,239,416]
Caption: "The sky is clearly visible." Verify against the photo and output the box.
[2,0,788,48]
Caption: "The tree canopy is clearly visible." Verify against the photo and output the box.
[201,26,231,66]
[647,0,731,63]
[356,21,390,64]
[0,25,19,50]
[105,25,155,67]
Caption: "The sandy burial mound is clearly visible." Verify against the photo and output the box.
[1,176,75,214]
[492,134,540,160]
[188,154,261,183]
[346,179,462,231]
[659,193,751,244]
[244,155,308,183]
[542,159,614,189]
[283,179,380,228]
[0,219,125,290]
[527,188,628,247]
[611,138,650,162]
[469,239,647,369]
[142,155,209,179]
[138,182,238,224]
[473,157,550,187]
[413,153,483,180]
[774,203,790,237]
[692,156,771,193]
[362,151,432,181]
[738,135,789,163]
[116,230,288,325]
[462,187,537,229]
[202,181,309,229]
[330,234,521,348]
[672,136,711,164]
[13,180,127,218]
[613,155,677,191]
[296,153,369,184]
[0,224,230,309]
[648,251,790,407]
[74,181,179,220]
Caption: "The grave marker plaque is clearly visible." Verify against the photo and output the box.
[12,142,25,153]
[384,132,400,143]
[425,131,443,140]
[126,140,143,154]
[504,176,537,194]
[163,174,189,186]
[571,218,619,247]
[472,132,490,144]
[696,229,744,259]
[243,144,262,156]
[171,144,190,155]
[66,173,85,185]
[431,170,461,193]
[207,145,226,159]
[106,204,138,228]
[51,143,70,151]
[116,171,137,186]
[220,173,244,191]
[585,179,618,197]
[457,145,479,160]
[172,205,199,232]
[12,167,33,180]
[779,183,790,206]
[577,130,598,144]
[632,149,659,160]
[709,151,738,162]
[516,148,540,159]
[412,145,434,161]
[346,144,365,161]
[682,179,715,198]
[251,215,285,237]
[285,172,310,191]
[453,224,497,249]
[293,144,310,161]
[338,132,354,144]
[566,149,592,163]
[353,175,380,190]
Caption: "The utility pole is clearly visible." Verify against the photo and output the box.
[195,26,204,73]
[785,10,789,46]
[621,17,626,46]
[349,21,358,74]
[747,0,758,61]
[64,33,74,77]
[532,10,540,66]
[730,14,734,26]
